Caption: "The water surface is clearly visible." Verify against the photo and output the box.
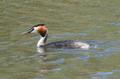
[0,0,120,79]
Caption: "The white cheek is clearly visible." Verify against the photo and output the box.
[31,27,39,33]
[31,30,37,33]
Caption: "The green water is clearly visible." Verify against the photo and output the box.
[0,0,120,79]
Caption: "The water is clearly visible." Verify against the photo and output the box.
[0,0,120,79]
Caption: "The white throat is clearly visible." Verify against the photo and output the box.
[37,34,48,48]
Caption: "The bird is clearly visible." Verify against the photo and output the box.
[25,24,90,50]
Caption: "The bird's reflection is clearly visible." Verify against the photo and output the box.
[36,47,48,60]
[37,47,46,54]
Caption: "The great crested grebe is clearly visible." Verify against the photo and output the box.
[25,24,90,50]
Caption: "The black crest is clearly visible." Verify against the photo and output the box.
[33,24,45,27]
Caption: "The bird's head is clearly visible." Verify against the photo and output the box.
[26,24,48,37]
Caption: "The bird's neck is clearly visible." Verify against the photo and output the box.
[37,34,48,47]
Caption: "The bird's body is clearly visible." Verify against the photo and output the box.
[44,40,89,49]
